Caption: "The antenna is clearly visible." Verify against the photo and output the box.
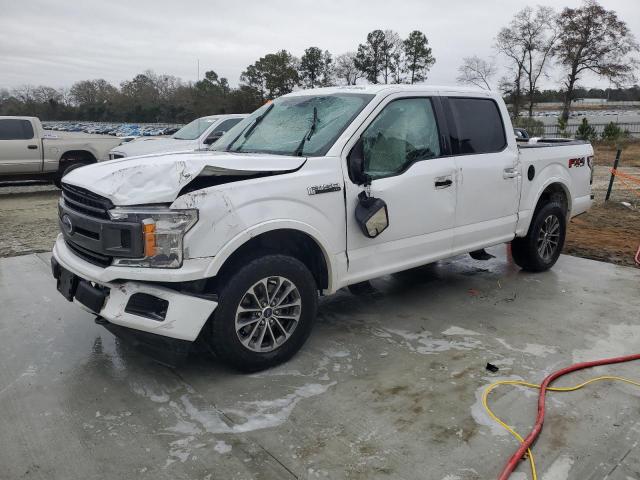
[197,58,202,150]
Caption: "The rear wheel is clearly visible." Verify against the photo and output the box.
[511,202,566,272]
[209,255,318,372]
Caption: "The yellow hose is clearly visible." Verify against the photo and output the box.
[482,375,640,480]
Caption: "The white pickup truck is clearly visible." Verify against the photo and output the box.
[51,85,593,371]
[0,116,121,186]
[105,114,248,160]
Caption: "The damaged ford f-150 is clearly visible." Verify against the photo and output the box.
[51,85,593,371]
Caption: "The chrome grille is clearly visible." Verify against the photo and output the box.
[61,184,112,219]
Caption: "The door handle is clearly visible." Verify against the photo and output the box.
[503,168,519,179]
[28,145,38,150]
[434,176,453,189]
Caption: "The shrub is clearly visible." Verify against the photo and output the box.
[601,122,628,143]
[576,118,598,141]
[557,117,570,138]
[513,117,545,137]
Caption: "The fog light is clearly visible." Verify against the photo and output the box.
[125,293,169,322]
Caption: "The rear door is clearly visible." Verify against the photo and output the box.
[343,95,457,284]
[0,119,42,174]
[443,96,520,253]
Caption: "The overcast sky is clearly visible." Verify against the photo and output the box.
[0,0,638,92]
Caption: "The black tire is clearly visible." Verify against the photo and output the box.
[54,162,90,188]
[511,201,566,272]
[210,254,318,372]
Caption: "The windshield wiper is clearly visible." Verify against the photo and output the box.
[293,107,318,157]
[226,103,274,152]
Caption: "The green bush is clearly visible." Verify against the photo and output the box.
[557,117,570,138]
[514,117,545,137]
[601,122,628,143]
[576,118,598,142]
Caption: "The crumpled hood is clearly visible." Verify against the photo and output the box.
[62,150,306,205]
[112,137,198,157]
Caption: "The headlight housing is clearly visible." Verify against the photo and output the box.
[108,207,198,268]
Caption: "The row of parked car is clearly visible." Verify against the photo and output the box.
[42,121,182,137]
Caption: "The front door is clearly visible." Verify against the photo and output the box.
[343,95,457,286]
[0,119,42,174]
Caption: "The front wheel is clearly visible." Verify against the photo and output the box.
[511,202,567,272]
[209,255,318,372]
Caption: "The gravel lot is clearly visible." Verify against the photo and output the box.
[0,183,60,257]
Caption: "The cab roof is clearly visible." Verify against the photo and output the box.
[284,84,495,98]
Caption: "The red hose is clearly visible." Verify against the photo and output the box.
[635,244,640,266]
[498,353,640,480]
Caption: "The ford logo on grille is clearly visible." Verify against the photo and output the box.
[61,214,74,235]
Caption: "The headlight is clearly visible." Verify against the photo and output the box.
[108,207,198,268]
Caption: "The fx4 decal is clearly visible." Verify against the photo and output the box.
[568,157,586,168]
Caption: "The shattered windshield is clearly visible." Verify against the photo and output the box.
[173,117,217,140]
[212,93,374,157]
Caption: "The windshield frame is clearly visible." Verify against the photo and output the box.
[172,117,218,140]
[212,93,375,157]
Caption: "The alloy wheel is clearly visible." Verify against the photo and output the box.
[234,276,302,353]
[537,214,561,261]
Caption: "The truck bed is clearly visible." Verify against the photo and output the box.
[516,139,594,235]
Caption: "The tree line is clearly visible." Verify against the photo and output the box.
[457,0,639,121]
[0,29,434,123]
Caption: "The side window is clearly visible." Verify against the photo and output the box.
[448,98,506,154]
[210,118,242,136]
[204,118,243,145]
[0,119,34,140]
[362,98,441,179]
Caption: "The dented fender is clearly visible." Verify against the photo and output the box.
[170,156,347,293]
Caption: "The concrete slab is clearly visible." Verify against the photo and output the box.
[1,248,639,480]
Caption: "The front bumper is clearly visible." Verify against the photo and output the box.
[52,235,218,342]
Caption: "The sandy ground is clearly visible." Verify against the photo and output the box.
[1,143,639,266]
[565,143,640,267]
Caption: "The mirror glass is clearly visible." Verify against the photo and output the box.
[365,206,389,237]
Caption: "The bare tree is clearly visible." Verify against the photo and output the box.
[556,0,639,121]
[335,52,361,85]
[457,56,496,90]
[496,21,527,117]
[514,6,560,117]
[380,30,403,84]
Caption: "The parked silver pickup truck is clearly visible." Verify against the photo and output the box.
[0,116,121,186]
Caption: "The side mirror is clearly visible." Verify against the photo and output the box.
[204,131,224,145]
[347,137,370,186]
[355,191,389,238]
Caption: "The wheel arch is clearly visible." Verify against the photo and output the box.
[59,150,98,171]
[535,181,571,217]
[203,222,336,294]
[516,177,572,237]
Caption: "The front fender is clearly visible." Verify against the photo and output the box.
[171,157,346,293]
[200,220,339,293]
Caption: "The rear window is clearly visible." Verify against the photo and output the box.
[448,98,506,154]
[0,119,34,140]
